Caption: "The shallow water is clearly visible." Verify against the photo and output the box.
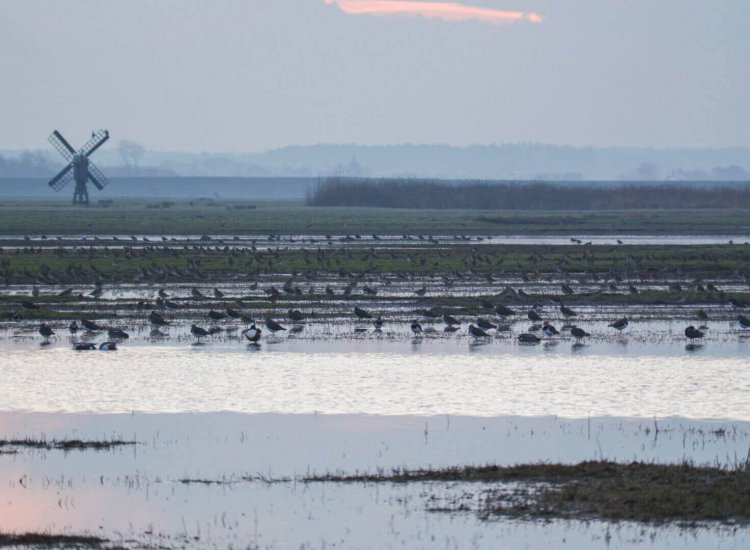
[1,334,749,418]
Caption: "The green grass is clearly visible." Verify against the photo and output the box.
[0,199,749,235]
[304,460,750,525]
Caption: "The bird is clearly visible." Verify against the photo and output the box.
[374,316,384,330]
[527,310,542,322]
[354,307,372,319]
[288,309,305,321]
[38,323,54,340]
[191,287,205,299]
[81,319,103,331]
[560,305,577,318]
[213,288,225,298]
[21,300,38,310]
[518,333,541,343]
[475,318,496,331]
[243,325,261,343]
[737,315,750,330]
[107,328,129,339]
[226,308,241,319]
[265,319,287,334]
[99,341,118,351]
[68,320,79,334]
[191,324,210,339]
[608,317,628,332]
[542,323,559,337]
[72,342,97,351]
[410,321,423,336]
[468,324,489,338]
[570,326,590,341]
[495,304,515,317]
[208,310,226,321]
[443,313,460,326]
[685,326,704,341]
[149,311,170,326]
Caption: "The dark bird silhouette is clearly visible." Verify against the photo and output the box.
[476,318,497,331]
[443,313,460,326]
[737,315,750,329]
[265,319,287,333]
[81,319,103,331]
[410,321,423,335]
[288,309,305,321]
[527,310,542,322]
[518,333,541,343]
[685,326,704,341]
[542,323,559,337]
[208,310,226,321]
[39,323,54,340]
[68,320,79,334]
[191,324,210,339]
[99,341,118,351]
[149,311,170,326]
[608,317,628,332]
[21,300,38,310]
[374,316,384,330]
[571,326,590,340]
[72,342,97,351]
[354,307,372,319]
[468,324,489,338]
[560,305,577,318]
[495,304,515,317]
[107,328,129,339]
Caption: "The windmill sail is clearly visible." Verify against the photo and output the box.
[48,164,75,191]
[87,161,109,190]
[48,130,76,161]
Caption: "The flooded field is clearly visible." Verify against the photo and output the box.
[1,233,749,548]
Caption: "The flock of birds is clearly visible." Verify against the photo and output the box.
[32,297,750,350]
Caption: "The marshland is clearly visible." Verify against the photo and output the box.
[0,194,749,548]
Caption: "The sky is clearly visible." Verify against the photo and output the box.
[0,0,748,152]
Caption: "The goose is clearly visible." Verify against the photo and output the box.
[608,317,628,332]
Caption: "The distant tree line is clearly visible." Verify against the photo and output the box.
[307,177,750,210]
[0,151,57,177]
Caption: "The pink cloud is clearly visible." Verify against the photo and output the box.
[324,0,543,25]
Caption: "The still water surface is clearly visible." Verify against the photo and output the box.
[2,339,748,419]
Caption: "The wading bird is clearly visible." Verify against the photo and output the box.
[542,323,559,337]
[608,317,628,332]
[685,326,704,341]
[468,324,489,338]
[265,319,287,334]
[570,326,590,341]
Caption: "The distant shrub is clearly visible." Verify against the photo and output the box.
[307,177,750,210]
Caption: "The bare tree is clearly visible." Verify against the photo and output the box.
[117,140,146,168]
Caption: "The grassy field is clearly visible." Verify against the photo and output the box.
[0,199,749,235]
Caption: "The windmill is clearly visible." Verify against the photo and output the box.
[47,129,110,205]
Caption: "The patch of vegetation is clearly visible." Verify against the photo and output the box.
[308,177,750,210]
[0,438,136,451]
[304,461,750,526]
[0,199,748,235]
[0,532,107,548]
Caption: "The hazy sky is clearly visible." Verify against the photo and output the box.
[1,0,748,152]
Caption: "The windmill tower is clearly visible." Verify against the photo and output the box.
[47,129,110,205]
